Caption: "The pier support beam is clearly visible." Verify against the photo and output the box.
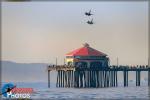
[113,71,115,87]
[123,70,128,87]
[148,69,150,86]
[62,71,65,87]
[115,71,118,87]
[48,70,50,88]
[71,70,74,87]
[136,71,141,86]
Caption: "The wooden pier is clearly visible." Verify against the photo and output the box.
[47,65,150,88]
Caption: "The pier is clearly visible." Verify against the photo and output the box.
[47,65,150,88]
[47,43,150,88]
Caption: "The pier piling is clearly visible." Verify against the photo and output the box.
[48,70,50,88]
[48,65,150,88]
[148,69,150,86]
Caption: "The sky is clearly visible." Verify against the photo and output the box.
[2,1,149,65]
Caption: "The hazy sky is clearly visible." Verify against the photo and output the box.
[2,1,148,65]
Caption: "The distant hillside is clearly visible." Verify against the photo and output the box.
[1,61,57,83]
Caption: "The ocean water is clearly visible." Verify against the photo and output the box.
[2,71,150,99]
[32,86,150,99]
[2,62,150,99]
[2,82,149,99]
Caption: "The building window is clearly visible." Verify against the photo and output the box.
[75,62,87,68]
[66,56,73,58]
[75,56,81,59]
[90,62,103,68]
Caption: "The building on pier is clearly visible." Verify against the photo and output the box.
[65,43,109,68]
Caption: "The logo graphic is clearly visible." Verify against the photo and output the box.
[1,83,15,97]
[1,83,33,99]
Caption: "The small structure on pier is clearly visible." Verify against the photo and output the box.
[65,43,109,68]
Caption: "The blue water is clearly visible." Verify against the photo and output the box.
[2,82,150,99]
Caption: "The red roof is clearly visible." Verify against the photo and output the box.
[66,43,107,56]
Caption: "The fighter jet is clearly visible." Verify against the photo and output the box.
[87,19,94,25]
[85,10,93,16]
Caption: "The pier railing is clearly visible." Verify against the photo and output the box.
[48,65,150,71]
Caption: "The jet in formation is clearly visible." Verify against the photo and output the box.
[85,10,93,16]
[87,18,94,25]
